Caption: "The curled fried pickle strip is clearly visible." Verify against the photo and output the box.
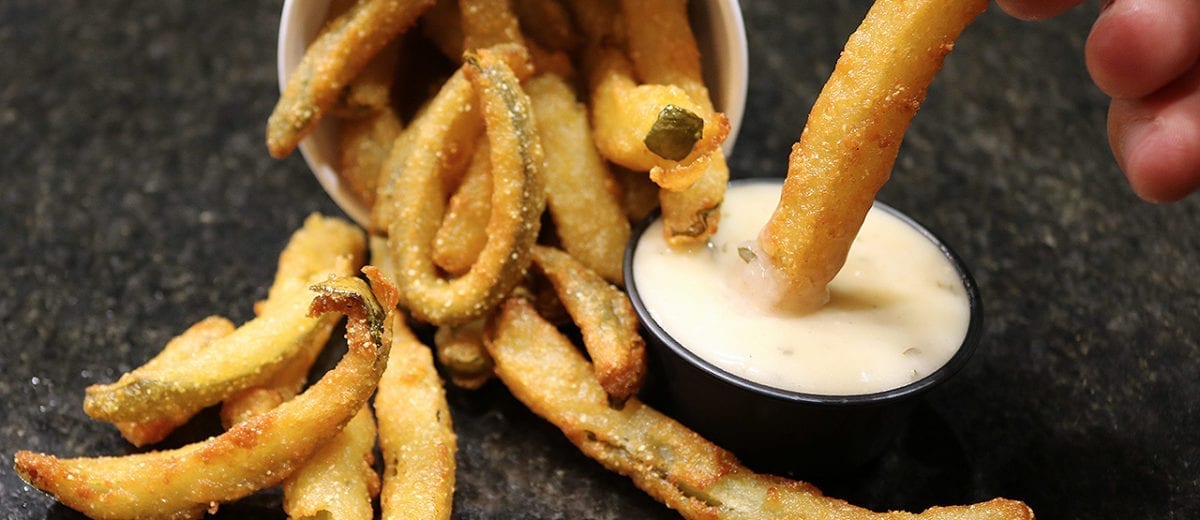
[267,0,436,158]
[755,0,989,311]
[368,266,458,519]
[387,44,545,325]
[14,276,392,520]
[433,140,492,275]
[485,297,1034,520]
[528,73,630,285]
[112,316,235,447]
[83,214,365,424]
[218,304,378,520]
[435,318,494,389]
[531,246,644,405]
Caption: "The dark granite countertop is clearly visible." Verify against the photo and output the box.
[2,1,1198,518]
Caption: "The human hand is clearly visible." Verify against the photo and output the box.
[996,0,1200,202]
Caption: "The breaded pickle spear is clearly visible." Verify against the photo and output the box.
[83,214,365,424]
[485,297,1033,520]
[14,276,391,519]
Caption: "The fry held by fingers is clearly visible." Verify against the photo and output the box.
[754,0,990,312]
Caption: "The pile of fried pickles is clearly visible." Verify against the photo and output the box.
[14,0,1036,518]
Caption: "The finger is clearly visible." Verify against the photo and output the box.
[1086,0,1200,99]
[1108,65,1200,202]
[994,0,1084,21]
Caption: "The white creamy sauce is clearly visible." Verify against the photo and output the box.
[632,182,970,395]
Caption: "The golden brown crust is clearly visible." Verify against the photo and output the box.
[267,0,436,158]
[14,276,392,519]
[757,0,990,310]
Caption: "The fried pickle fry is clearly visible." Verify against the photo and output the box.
[14,277,392,519]
[111,316,235,447]
[657,155,727,247]
[284,406,380,520]
[83,214,365,424]
[588,45,730,192]
[484,297,1034,520]
[370,268,457,519]
[372,115,436,234]
[331,38,402,119]
[387,45,544,325]
[267,0,436,158]
[620,0,730,248]
[755,0,990,311]
[461,0,525,51]
[434,318,494,389]
[432,141,492,275]
[338,106,404,210]
[527,73,630,284]
[531,246,644,405]
[219,306,338,428]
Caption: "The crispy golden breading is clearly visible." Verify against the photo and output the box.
[527,74,630,284]
[611,164,662,224]
[461,0,525,51]
[14,277,392,519]
[588,44,730,192]
[386,45,544,325]
[756,0,990,311]
[374,304,458,520]
[338,106,404,210]
[83,214,365,424]
[284,406,381,520]
[530,246,644,405]
[331,38,402,119]
[111,315,234,447]
[485,297,1034,520]
[432,141,492,275]
[267,0,436,158]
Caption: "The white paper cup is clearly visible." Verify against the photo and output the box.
[277,0,748,226]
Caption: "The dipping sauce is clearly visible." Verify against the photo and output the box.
[632,181,970,395]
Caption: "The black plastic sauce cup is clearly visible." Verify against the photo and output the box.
[624,178,983,476]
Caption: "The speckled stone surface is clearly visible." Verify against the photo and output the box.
[1,1,1197,519]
